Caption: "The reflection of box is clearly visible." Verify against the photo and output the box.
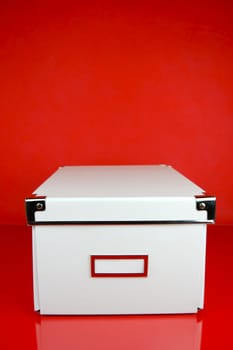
[36,315,203,350]
[25,165,216,315]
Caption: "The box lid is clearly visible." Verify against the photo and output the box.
[25,165,216,224]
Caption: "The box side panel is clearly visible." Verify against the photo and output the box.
[198,225,207,309]
[32,226,40,311]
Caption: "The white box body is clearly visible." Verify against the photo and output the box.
[26,165,216,315]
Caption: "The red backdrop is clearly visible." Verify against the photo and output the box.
[0,1,232,225]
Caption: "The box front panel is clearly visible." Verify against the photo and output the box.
[34,224,206,314]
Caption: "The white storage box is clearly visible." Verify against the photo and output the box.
[25,165,216,315]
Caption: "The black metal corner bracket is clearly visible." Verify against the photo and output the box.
[195,195,216,222]
[25,195,46,225]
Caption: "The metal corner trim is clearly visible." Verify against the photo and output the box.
[195,195,216,222]
[25,195,46,225]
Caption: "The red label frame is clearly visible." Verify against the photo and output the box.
[90,255,148,278]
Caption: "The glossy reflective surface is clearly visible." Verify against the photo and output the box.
[1,225,233,349]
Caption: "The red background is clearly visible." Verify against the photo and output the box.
[1,1,233,225]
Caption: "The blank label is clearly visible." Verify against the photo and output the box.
[91,255,148,277]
